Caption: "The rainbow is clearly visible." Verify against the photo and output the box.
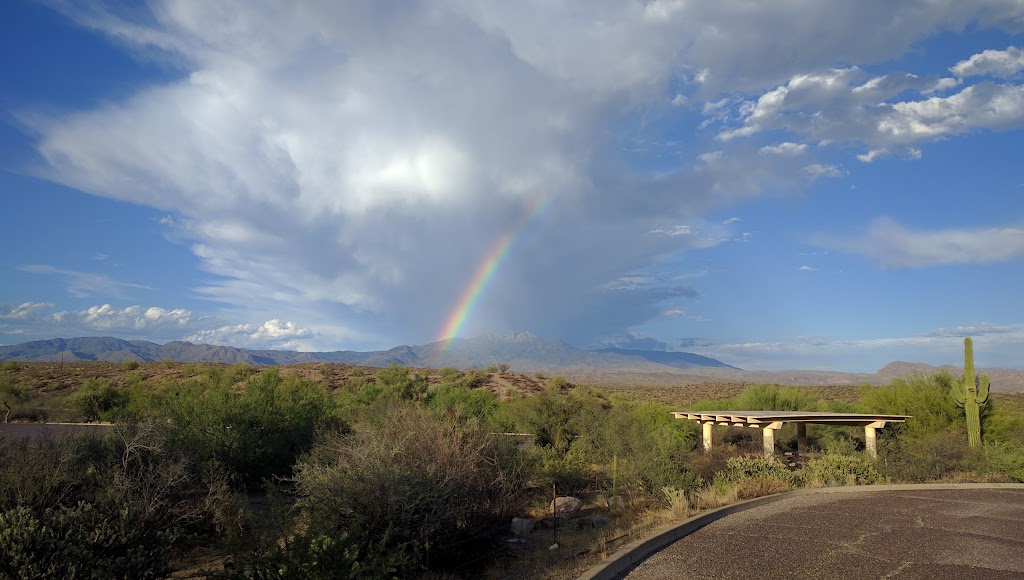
[436,196,552,346]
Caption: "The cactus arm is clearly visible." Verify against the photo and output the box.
[952,379,967,407]
[978,374,990,405]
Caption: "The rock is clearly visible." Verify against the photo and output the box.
[591,515,613,528]
[606,495,626,511]
[510,517,535,536]
[550,496,584,518]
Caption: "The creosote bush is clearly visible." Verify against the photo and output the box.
[287,404,528,576]
[798,454,883,487]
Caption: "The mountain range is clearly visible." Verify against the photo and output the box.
[0,332,736,374]
[2,333,1022,392]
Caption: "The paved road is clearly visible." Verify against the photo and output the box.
[626,489,1024,579]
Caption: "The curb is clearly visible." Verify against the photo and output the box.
[576,483,1024,580]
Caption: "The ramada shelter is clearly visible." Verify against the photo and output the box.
[673,410,911,457]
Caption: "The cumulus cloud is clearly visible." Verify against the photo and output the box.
[817,217,1024,268]
[951,46,1024,78]
[759,142,808,155]
[713,55,1024,160]
[185,320,319,350]
[0,302,56,320]
[20,1,1024,347]
[63,304,193,330]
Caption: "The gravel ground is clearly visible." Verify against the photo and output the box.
[626,489,1024,580]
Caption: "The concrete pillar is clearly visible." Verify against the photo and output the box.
[796,423,807,456]
[702,422,713,452]
[864,426,877,458]
[762,427,775,457]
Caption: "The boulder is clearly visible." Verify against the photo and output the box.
[550,496,584,518]
[510,517,535,536]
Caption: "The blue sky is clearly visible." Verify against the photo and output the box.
[2,1,1023,372]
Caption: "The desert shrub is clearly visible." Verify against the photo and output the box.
[528,446,594,496]
[121,360,140,371]
[661,486,690,518]
[732,384,820,411]
[693,384,821,412]
[229,363,256,382]
[981,400,1024,444]
[799,454,883,487]
[546,375,571,391]
[375,364,429,402]
[0,425,239,579]
[1,361,22,371]
[291,404,528,576]
[877,429,980,482]
[494,384,605,454]
[981,440,1024,482]
[689,445,743,483]
[437,366,462,382]
[1,376,27,422]
[426,382,498,422]
[0,436,91,511]
[714,455,795,498]
[719,455,795,483]
[0,502,176,580]
[224,528,391,580]
[158,368,342,485]
[859,372,962,438]
[484,365,499,374]
[66,378,131,422]
[574,401,701,495]
[810,426,862,455]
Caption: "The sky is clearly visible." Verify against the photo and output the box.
[1,1,1023,372]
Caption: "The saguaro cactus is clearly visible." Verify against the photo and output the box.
[951,337,990,448]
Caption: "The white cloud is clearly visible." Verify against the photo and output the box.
[799,266,819,271]
[714,56,1024,159]
[803,164,843,179]
[17,265,150,298]
[20,1,1024,347]
[649,225,695,236]
[185,319,319,350]
[951,46,1024,78]
[63,304,193,330]
[759,142,808,155]
[0,303,55,320]
[818,217,1024,268]
[722,217,741,225]
[700,326,1024,371]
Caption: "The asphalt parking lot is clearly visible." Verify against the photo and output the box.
[625,489,1024,579]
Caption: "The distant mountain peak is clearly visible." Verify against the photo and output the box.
[485,331,539,343]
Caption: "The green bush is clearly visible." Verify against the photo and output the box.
[158,368,343,485]
[714,455,795,499]
[66,378,131,422]
[375,364,429,402]
[859,372,962,438]
[0,502,176,580]
[981,440,1024,482]
[426,382,498,422]
[719,455,795,484]
[877,429,979,482]
[798,454,884,486]
[121,360,140,371]
[291,405,528,575]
